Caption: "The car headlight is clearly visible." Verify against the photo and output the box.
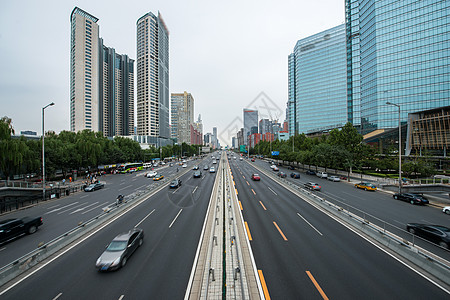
[96,257,102,265]
[111,257,121,267]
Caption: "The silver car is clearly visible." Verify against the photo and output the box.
[96,228,144,271]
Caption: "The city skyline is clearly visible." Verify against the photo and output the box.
[0,0,345,146]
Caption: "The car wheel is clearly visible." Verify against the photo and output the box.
[439,241,449,249]
[139,238,143,247]
[410,200,415,205]
[28,225,37,234]
[408,228,415,234]
[394,195,398,200]
[445,209,450,215]
[121,257,127,268]
[364,188,368,191]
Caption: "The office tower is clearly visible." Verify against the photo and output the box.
[99,39,135,137]
[70,7,100,132]
[243,109,258,145]
[288,25,347,135]
[346,0,450,134]
[136,11,170,138]
[171,92,194,144]
[259,119,272,135]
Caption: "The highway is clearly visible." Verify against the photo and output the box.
[0,157,218,299]
[229,155,449,299]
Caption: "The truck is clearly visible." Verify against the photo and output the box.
[0,217,43,244]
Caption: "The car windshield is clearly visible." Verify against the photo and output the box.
[88,184,96,188]
[106,240,127,251]
[253,174,259,177]
[433,226,450,232]
[171,180,178,184]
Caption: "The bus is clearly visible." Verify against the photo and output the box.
[118,163,144,173]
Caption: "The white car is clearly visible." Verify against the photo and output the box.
[270,165,277,169]
[209,167,215,173]
[182,164,187,168]
[239,157,243,160]
[443,206,450,215]
[328,176,340,182]
[213,160,217,164]
[316,172,328,179]
[146,171,157,178]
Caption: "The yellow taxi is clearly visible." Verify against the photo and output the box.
[354,182,377,191]
[153,174,164,181]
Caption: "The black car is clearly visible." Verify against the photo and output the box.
[406,223,450,249]
[169,179,182,188]
[84,182,104,192]
[288,166,295,170]
[290,172,300,179]
[96,228,144,271]
[306,170,316,175]
[193,171,202,178]
[393,193,429,205]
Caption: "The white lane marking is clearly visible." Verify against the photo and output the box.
[297,212,323,236]
[172,188,179,194]
[80,195,89,199]
[120,182,125,185]
[421,219,432,224]
[135,209,155,227]
[52,293,63,300]
[0,247,6,252]
[192,186,198,194]
[45,202,79,214]
[82,203,107,214]
[138,185,147,190]
[69,202,99,215]
[118,185,133,191]
[118,296,124,300]
[132,178,138,181]
[47,204,61,210]
[393,219,404,225]
[58,202,86,215]
[268,186,277,195]
[169,209,183,228]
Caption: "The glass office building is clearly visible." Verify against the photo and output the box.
[288,25,347,134]
[347,0,450,134]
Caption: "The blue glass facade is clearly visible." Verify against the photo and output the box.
[289,25,348,134]
[287,53,296,136]
[349,0,450,134]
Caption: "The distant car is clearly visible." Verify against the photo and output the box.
[393,193,429,205]
[272,166,279,171]
[251,174,260,181]
[233,157,237,159]
[153,174,164,181]
[316,172,328,179]
[406,223,450,249]
[203,165,209,170]
[193,165,199,170]
[169,163,174,167]
[288,166,295,170]
[304,182,321,191]
[290,172,300,179]
[443,207,450,215]
[182,164,187,168]
[354,182,377,191]
[209,167,215,173]
[146,171,157,178]
[193,171,202,178]
[153,163,158,167]
[306,170,316,175]
[251,158,255,162]
[96,228,144,271]
[239,157,243,160]
[212,160,217,164]
[84,182,104,192]
[169,179,182,188]
[328,176,340,182]
[277,172,287,178]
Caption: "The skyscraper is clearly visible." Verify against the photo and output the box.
[99,39,135,137]
[136,11,170,138]
[346,0,450,134]
[171,92,194,144]
[243,109,258,145]
[70,7,100,132]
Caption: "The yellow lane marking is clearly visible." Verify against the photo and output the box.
[235,188,238,195]
[246,181,250,186]
[273,222,288,241]
[239,201,243,210]
[259,201,267,210]
[251,189,256,195]
[306,271,329,300]
[258,270,271,300]
[245,221,252,241]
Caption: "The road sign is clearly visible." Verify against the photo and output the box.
[271,151,279,156]
[240,145,246,153]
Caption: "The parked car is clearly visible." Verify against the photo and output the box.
[0,217,43,244]
[340,175,348,180]
[354,182,377,191]
[290,172,300,179]
[443,206,450,215]
[328,176,340,182]
[304,182,321,191]
[84,182,104,192]
[146,171,157,178]
[193,171,202,178]
[251,174,260,181]
[210,167,216,173]
[306,170,316,175]
[406,223,450,249]
[277,172,287,178]
[96,228,144,271]
[153,174,164,181]
[169,179,182,188]
[316,172,328,179]
[393,193,429,205]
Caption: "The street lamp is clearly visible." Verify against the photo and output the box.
[42,102,55,201]
[386,101,401,193]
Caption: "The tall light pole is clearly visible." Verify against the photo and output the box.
[42,102,55,201]
[386,101,401,193]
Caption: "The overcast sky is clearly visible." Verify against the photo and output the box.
[0,0,344,146]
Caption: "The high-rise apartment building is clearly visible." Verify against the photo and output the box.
[243,109,258,145]
[70,7,100,132]
[136,12,170,138]
[288,25,347,135]
[259,119,272,135]
[171,92,194,144]
[346,0,450,134]
[99,39,135,137]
